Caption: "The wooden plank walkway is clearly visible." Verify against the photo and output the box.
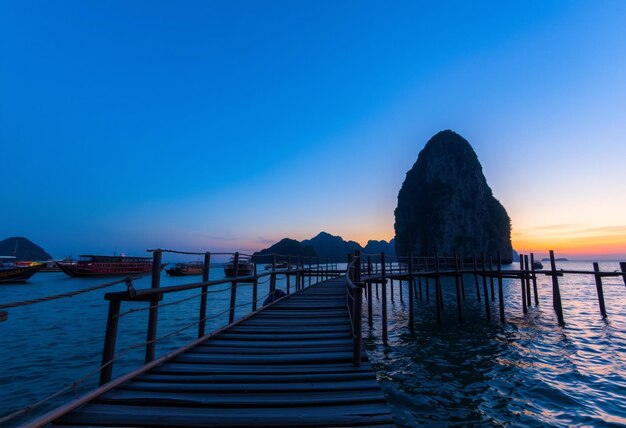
[49,278,395,427]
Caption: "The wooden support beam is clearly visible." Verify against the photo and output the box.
[593,262,607,319]
[198,252,211,338]
[381,252,388,345]
[530,253,539,306]
[145,249,162,363]
[549,250,564,325]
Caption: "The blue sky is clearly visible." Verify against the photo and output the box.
[1,1,625,258]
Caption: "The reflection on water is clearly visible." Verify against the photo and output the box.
[365,261,626,426]
[1,262,625,426]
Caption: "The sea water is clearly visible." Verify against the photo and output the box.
[0,261,625,426]
[365,261,626,427]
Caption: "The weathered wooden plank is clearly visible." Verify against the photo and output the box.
[136,371,377,383]
[152,362,376,375]
[55,402,394,427]
[227,324,349,333]
[213,332,352,341]
[98,389,386,407]
[173,351,364,365]
[119,378,380,393]
[188,345,354,355]
[241,317,349,326]
[197,337,353,348]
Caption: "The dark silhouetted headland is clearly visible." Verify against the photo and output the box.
[394,130,513,263]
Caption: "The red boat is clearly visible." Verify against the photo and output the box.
[56,255,154,277]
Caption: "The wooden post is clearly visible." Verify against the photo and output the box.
[489,255,495,300]
[458,253,466,301]
[593,262,607,318]
[434,253,443,325]
[229,252,239,323]
[355,250,361,283]
[286,255,291,294]
[520,253,528,314]
[297,255,302,291]
[399,261,404,303]
[389,258,394,303]
[620,262,626,288]
[425,257,430,303]
[307,256,313,287]
[198,252,211,338]
[473,254,481,302]
[549,250,564,325]
[252,261,258,311]
[100,299,121,385]
[368,256,372,275]
[381,252,388,345]
[145,249,162,363]
[481,252,491,321]
[454,253,462,324]
[408,252,415,332]
[530,253,539,306]
[301,256,306,289]
[348,254,354,282]
[524,254,531,305]
[270,254,277,293]
[497,251,505,323]
[367,278,373,327]
[416,257,423,301]
[317,256,320,284]
[353,285,363,367]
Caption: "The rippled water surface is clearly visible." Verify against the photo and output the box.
[1,261,625,426]
[364,261,626,427]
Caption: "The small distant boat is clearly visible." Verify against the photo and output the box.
[38,259,68,272]
[0,256,44,283]
[532,261,543,270]
[56,255,155,278]
[264,261,294,271]
[224,257,254,277]
[166,262,204,276]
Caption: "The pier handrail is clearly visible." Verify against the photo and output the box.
[345,252,363,367]
[98,249,342,385]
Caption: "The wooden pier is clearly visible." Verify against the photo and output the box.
[9,248,626,427]
[28,277,394,427]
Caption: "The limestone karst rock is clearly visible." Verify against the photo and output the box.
[394,130,513,263]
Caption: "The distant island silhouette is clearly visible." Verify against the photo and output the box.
[252,231,395,262]
[0,237,51,261]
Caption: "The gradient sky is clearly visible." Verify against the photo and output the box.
[1,1,625,260]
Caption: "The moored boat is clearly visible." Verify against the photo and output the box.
[263,261,294,270]
[166,262,204,276]
[224,257,254,277]
[0,256,44,283]
[532,260,543,270]
[56,255,154,277]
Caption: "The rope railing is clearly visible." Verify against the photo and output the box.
[0,275,145,310]
[113,285,233,320]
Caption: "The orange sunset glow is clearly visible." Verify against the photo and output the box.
[513,224,626,258]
